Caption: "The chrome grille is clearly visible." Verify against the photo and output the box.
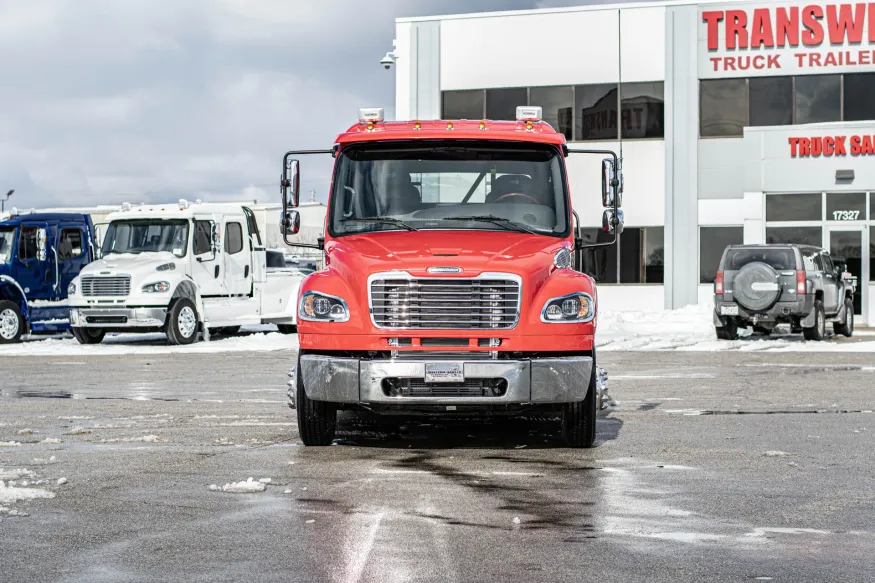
[370,275,520,329]
[81,276,131,297]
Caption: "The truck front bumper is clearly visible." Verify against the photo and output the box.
[290,354,594,407]
[70,307,167,328]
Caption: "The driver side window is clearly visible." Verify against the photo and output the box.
[193,220,213,255]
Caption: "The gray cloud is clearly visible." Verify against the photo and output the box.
[0,0,624,209]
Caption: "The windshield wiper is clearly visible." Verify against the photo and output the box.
[341,217,418,231]
[446,215,537,235]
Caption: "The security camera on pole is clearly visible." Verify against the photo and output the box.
[380,40,397,70]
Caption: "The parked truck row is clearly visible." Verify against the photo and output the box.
[1,201,304,344]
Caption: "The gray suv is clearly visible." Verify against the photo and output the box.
[713,244,855,341]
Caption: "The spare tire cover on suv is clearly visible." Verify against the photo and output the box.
[733,262,781,311]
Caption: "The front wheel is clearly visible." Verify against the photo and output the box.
[833,297,854,337]
[71,327,105,344]
[277,324,297,335]
[561,355,598,448]
[295,354,337,446]
[0,301,24,344]
[166,298,199,345]
[802,299,826,341]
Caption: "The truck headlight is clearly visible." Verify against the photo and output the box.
[142,281,170,293]
[67,282,76,295]
[299,291,349,322]
[541,292,594,323]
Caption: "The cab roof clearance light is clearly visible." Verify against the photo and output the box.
[516,106,542,122]
[179,199,190,210]
[359,107,384,131]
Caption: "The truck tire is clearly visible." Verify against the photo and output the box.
[166,298,199,345]
[277,324,297,335]
[833,297,854,338]
[0,300,24,344]
[715,319,738,340]
[71,327,105,344]
[295,354,337,446]
[802,299,826,341]
[561,355,598,448]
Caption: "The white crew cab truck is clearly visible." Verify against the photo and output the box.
[67,200,303,345]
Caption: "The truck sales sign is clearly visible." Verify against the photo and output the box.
[698,1,875,78]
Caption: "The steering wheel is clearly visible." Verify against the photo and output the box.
[493,192,540,204]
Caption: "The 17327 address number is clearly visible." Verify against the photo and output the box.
[832,210,861,221]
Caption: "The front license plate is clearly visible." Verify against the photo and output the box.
[425,363,464,383]
[721,305,739,316]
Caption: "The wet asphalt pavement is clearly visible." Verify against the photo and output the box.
[1,350,874,583]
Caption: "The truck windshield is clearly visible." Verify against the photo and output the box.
[0,228,14,264]
[329,141,568,237]
[101,220,190,258]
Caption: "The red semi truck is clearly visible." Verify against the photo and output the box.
[281,106,623,447]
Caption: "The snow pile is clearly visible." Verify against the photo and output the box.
[40,438,63,445]
[0,469,36,480]
[597,303,875,352]
[0,441,22,447]
[0,330,298,356]
[99,435,164,444]
[209,477,269,493]
[0,480,56,504]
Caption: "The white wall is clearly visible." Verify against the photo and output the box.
[621,7,666,82]
[868,284,875,327]
[394,22,413,121]
[597,284,666,313]
[567,139,665,228]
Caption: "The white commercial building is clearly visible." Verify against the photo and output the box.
[393,0,875,325]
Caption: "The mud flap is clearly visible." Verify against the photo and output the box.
[713,311,727,327]
[800,307,817,328]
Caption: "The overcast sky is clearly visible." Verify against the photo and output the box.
[0,0,625,209]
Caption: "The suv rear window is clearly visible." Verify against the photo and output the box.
[724,248,796,271]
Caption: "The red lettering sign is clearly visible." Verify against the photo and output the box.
[790,135,874,157]
[705,3,872,50]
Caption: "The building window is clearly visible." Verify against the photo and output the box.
[749,77,792,127]
[441,90,484,119]
[826,193,866,222]
[795,75,841,124]
[58,228,83,260]
[700,78,747,137]
[871,192,875,220]
[765,193,822,222]
[843,73,875,122]
[765,226,822,246]
[18,226,39,261]
[530,86,572,140]
[577,227,662,283]
[870,226,875,282]
[224,222,244,255]
[699,226,743,283]
[643,227,664,283]
[485,87,528,121]
[575,84,618,141]
[578,228,615,282]
[621,82,664,139]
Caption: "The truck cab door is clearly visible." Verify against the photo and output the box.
[15,222,53,300]
[222,218,250,295]
[191,216,224,296]
[57,225,87,299]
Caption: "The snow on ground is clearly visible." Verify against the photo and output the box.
[0,328,298,356]
[209,477,269,493]
[597,303,875,352]
[0,479,56,505]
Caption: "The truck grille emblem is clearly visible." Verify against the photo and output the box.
[427,266,462,274]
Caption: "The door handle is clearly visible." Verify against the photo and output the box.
[244,265,249,278]
[214,265,220,279]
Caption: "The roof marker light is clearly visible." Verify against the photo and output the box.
[121,202,132,211]
[179,199,189,210]
[413,121,421,130]
[446,121,453,130]
[479,120,486,130]
[358,107,384,123]
[516,106,542,122]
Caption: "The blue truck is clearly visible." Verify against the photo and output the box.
[0,211,98,343]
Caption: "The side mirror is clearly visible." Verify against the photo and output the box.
[282,210,301,236]
[601,159,623,208]
[94,226,103,259]
[210,223,221,252]
[602,209,624,234]
[282,158,301,208]
[37,227,47,261]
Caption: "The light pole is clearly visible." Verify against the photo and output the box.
[1,190,12,213]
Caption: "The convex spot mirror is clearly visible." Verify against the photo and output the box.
[282,158,301,208]
[37,227,47,261]
[602,209,624,234]
[601,158,623,208]
[282,210,301,236]
[211,224,221,252]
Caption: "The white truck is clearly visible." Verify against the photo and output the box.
[67,200,303,345]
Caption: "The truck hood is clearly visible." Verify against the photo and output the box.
[324,230,568,294]
[80,252,180,275]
